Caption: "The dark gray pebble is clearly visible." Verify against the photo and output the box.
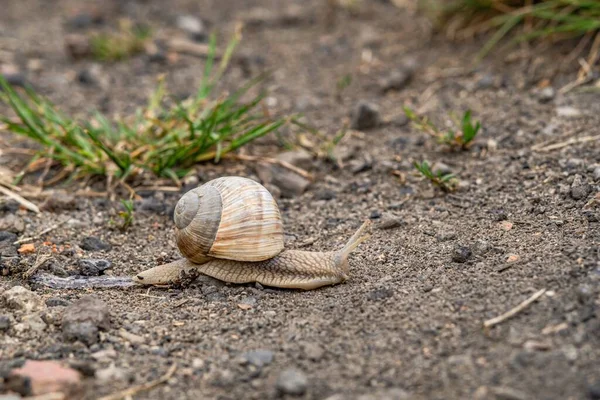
[78,259,112,276]
[452,245,472,263]
[80,237,111,251]
[137,198,166,214]
[351,101,380,130]
[367,288,394,301]
[0,315,11,331]
[62,296,111,345]
[241,349,274,368]
[314,189,336,201]
[589,380,600,400]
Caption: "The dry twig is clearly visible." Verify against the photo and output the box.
[224,153,313,180]
[23,253,52,279]
[483,288,546,329]
[532,134,600,152]
[0,184,40,213]
[97,363,177,400]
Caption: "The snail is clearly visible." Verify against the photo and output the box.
[133,176,371,290]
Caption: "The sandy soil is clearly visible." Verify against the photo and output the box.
[1,0,599,399]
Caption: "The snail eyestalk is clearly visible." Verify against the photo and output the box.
[335,220,371,275]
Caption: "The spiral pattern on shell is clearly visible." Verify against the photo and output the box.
[174,176,285,263]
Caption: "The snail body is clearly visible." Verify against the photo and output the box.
[134,177,370,290]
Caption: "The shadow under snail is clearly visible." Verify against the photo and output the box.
[133,176,371,290]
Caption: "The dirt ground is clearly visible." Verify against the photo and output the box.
[1,0,599,399]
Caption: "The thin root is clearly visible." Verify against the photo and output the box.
[483,288,546,329]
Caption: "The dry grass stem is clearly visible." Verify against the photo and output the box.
[483,288,547,329]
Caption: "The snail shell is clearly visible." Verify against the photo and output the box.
[174,176,284,263]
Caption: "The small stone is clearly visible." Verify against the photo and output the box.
[80,236,111,251]
[41,307,64,327]
[314,189,336,201]
[276,368,308,396]
[583,210,599,222]
[276,150,313,171]
[7,360,82,396]
[62,296,111,345]
[349,158,373,174]
[209,368,235,388]
[490,209,508,221]
[436,229,456,242]
[0,215,26,233]
[367,288,394,301]
[0,231,18,244]
[506,254,520,263]
[239,296,257,307]
[65,34,92,59]
[0,315,11,331]
[118,328,145,344]
[499,221,513,231]
[566,158,585,169]
[577,285,594,303]
[303,343,324,361]
[380,69,412,92]
[556,106,581,118]
[357,388,410,400]
[432,162,452,176]
[176,15,206,42]
[475,74,495,90]
[192,358,205,370]
[256,164,310,198]
[77,65,106,87]
[18,243,35,254]
[0,231,18,256]
[14,313,47,334]
[538,87,555,103]
[2,286,44,313]
[377,217,403,230]
[571,175,591,200]
[451,245,472,263]
[95,365,132,383]
[351,101,380,130]
[588,380,600,400]
[91,348,118,361]
[78,259,112,276]
[138,197,166,214]
[370,210,382,219]
[46,297,71,307]
[241,349,274,368]
[472,240,491,255]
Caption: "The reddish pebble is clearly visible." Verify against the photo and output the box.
[18,243,35,254]
[9,360,82,396]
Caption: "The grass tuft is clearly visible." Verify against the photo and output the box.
[0,34,288,187]
[413,160,458,192]
[425,0,600,59]
[404,107,481,150]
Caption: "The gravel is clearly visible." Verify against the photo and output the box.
[61,296,111,345]
[276,368,308,396]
